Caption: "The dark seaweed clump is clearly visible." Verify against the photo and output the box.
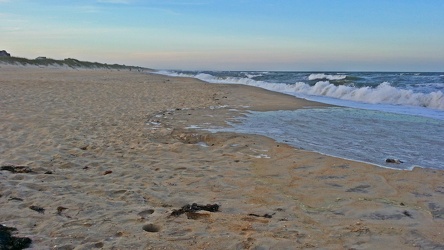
[0,225,32,250]
[170,203,220,216]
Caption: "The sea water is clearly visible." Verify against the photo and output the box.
[157,71,444,170]
[213,108,444,170]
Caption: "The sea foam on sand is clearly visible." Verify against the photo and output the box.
[1,66,444,249]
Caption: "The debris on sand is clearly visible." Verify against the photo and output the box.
[1,165,34,174]
[29,205,45,214]
[170,203,219,217]
[0,224,32,249]
[248,213,275,218]
[386,158,403,164]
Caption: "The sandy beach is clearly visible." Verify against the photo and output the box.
[1,66,444,249]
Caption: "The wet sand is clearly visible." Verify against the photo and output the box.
[1,66,443,249]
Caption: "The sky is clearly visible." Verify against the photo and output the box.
[1,0,443,71]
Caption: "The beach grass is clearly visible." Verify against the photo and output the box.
[0,56,150,71]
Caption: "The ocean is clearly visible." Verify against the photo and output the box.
[158,71,444,170]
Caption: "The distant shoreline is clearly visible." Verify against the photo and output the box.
[0,55,152,71]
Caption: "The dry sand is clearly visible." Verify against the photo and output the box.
[1,66,443,249]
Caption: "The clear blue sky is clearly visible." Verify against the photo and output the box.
[1,0,443,71]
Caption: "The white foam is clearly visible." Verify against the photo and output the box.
[154,70,444,115]
[307,73,347,81]
[292,81,444,110]
[244,73,263,78]
[154,70,194,78]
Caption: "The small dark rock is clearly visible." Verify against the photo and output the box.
[29,205,45,214]
[56,206,68,215]
[386,158,403,164]
[44,171,53,175]
[403,210,413,218]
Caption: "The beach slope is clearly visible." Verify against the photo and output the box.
[1,66,443,249]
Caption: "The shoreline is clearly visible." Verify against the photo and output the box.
[1,66,443,249]
[159,73,434,172]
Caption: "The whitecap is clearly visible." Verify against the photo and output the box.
[292,81,444,110]
[154,70,444,114]
[307,73,347,81]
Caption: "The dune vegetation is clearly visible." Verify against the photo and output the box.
[0,56,150,71]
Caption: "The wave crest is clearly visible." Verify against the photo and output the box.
[293,81,444,110]
[155,70,444,110]
[308,73,347,81]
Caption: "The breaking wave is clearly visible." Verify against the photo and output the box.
[155,71,444,111]
[307,73,347,81]
[293,81,443,110]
